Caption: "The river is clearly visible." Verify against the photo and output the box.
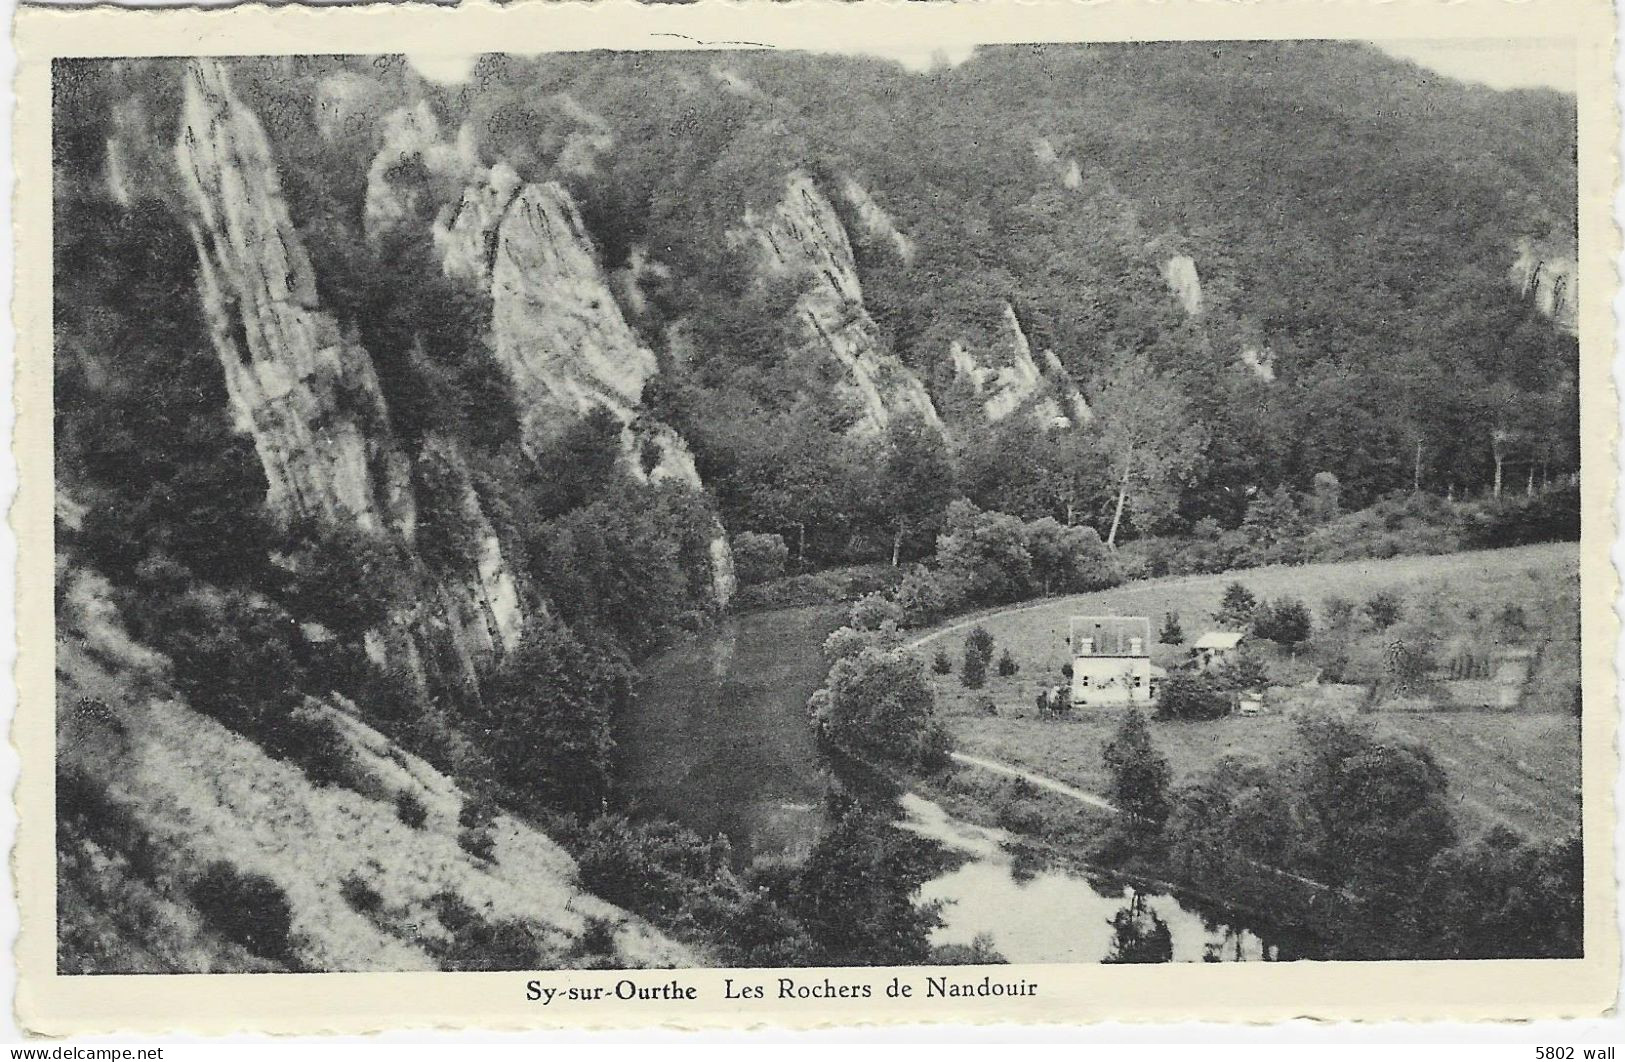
[618,604,1290,964]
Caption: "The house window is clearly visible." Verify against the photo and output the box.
[1133,676,1143,689]
[1079,675,1090,687]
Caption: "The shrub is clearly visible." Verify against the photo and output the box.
[966,626,995,667]
[730,531,789,587]
[1460,484,1580,549]
[1216,583,1257,628]
[459,791,499,831]
[1322,594,1357,628]
[811,648,952,769]
[894,567,965,627]
[1154,672,1232,721]
[395,791,429,829]
[1159,611,1184,645]
[996,649,1020,677]
[931,648,953,675]
[960,648,987,689]
[849,592,905,632]
[1252,598,1313,650]
[1495,603,1530,638]
[1025,518,1118,594]
[340,872,384,915]
[189,860,298,964]
[934,500,1034,605]
[1366,590,1404,630]
[822,626,874,662]
[1214,647,1271,693]
[459,827,497,863]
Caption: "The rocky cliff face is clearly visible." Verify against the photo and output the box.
[950,302,1090,428]
[434,163,735,605]
[741,172,943,437]
[1511,238,1578,336]
[173,60,526,685]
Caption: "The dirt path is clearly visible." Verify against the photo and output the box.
[948,751,1119,813]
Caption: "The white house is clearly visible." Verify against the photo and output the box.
[1192,631,1246,671]
[1070,616,1161,708]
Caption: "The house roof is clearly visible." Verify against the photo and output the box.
[1194,631,1246,650]
[1069,616,1151,657]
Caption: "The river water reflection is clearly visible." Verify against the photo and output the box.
[620,605,1286,964]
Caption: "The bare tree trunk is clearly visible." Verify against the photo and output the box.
[1526,464,1536,497]
[793,522,806,560]
[1492,429,1508,500]
[1106,472,1130,550]
[891,526,904,567]
[1413,441,1423,492]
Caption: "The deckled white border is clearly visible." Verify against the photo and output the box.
[8,0,1621,1036]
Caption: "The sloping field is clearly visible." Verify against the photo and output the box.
[913,543,1582,840]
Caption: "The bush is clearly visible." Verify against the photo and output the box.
[1322,594,1357,628]
[966,626,995,666]
[849,592,905,632]
[960,648,987,689]
[1155,672,1232,721]
[894,567,965,627]
[459,791,499,831]
[395,791,429,829]
[822,626,873,663]
[1460,484,1580,550]
[1159,611,1184,645]
[1252,598,1313,650]
[340,872,384,915]
[931,648,953,675]
[810,648,952,769]
[1215,583,1257,628]
[459,827,497,863]
[934,500,1034,605]
[731,531,789,586]
[189,860,298,964]
[996,649,1020,677]
[1366,590,1404,630]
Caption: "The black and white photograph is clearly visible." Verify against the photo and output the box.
[47,33,1590,987]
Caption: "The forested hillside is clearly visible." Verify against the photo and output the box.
[51,44,1579,970]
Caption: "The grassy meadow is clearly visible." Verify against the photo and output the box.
[912,543,1582,839]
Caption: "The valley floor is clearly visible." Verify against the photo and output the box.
[909,543,1582,840]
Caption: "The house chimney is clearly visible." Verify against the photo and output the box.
[1129,636,1143,655]
[1078,637,1094,656]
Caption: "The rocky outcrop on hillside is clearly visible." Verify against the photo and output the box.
[838,176,916,263]
[950,302,1090,428]
[56,568,689,974]
[1511,238,1578,336]
[173,60,526,684]
[741,172,943,437]
[436,166,735,605]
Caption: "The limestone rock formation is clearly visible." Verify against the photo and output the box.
[838,176,916,263]
[363,101,479,238]
[740,171,943,437]
[437,166,735,606]
[173,59,525,681]
[1511,238,1578,336]
[1160,254,1204,315]
[950,303,1090,428]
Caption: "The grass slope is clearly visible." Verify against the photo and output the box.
[913,543,1580,840]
